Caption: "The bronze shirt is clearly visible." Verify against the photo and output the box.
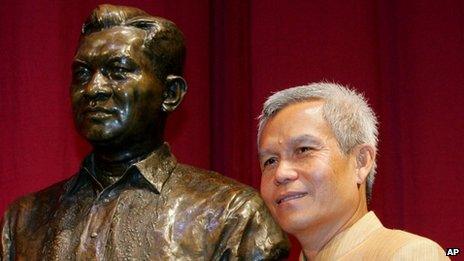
[1,143,289,260]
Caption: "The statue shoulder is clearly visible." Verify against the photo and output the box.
[173,163,258,197]
[171,164,289,260]
[3,177,75,222]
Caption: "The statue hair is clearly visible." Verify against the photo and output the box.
[81,4,186,82]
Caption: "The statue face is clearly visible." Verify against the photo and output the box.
[71,27,164,145]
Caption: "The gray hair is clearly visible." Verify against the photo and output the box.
[257,82,379,200]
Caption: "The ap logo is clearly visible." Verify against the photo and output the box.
[446,248,460,256]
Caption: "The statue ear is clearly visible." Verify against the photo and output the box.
[162,75,187,112]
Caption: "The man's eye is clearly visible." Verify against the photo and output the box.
[297,147,312,154]
[263,157,277,167]
[73,67,91,83]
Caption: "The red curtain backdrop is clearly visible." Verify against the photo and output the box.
[1,0,463,259]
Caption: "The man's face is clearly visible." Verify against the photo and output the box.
[71,27,164,145]
[259,100,360,235]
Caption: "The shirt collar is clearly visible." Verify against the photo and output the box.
[300,211,383,260]
[133,142,177,193]
[66,142,177,195]
[318,211,383,259]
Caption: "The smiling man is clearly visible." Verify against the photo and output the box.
[0,5,289,260]
[257,83,448,260]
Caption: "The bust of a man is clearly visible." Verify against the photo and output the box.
[1,4,289,260]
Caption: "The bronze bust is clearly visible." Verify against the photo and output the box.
[1,4,289,260]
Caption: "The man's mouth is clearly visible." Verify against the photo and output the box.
[275,192,308,205]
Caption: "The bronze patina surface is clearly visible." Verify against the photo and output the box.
[1,4,289,260]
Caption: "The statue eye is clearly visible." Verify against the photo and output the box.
[72,66,91,84]
[106,57,138,81]
[108,66,131,80]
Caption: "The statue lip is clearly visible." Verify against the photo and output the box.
[84,106,115,114]
[83,107,116,120]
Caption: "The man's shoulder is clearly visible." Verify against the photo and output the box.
[371,226,448,260]
[379,227,441,245]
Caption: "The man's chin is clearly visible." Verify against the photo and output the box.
[275,210,317,235]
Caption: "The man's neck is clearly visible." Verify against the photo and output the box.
[299,196,368,260]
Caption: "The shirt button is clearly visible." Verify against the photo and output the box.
[91,232,98,238]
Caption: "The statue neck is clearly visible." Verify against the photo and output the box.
[92,137,163,187]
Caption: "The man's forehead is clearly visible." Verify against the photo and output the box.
[259,100,333,146]
[266,100,326,128]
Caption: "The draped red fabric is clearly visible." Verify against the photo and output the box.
[1,0,463,259]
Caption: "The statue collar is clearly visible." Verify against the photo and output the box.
[67,142,177,196]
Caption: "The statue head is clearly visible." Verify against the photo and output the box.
[71,4,187,148]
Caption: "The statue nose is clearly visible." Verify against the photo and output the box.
[84,71,112,100]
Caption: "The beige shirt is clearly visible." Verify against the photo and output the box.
[301,211,448,260]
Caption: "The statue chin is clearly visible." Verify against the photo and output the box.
[79,125,123,145]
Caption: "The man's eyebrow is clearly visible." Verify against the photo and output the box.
[258,149,275,159]
[258,135,322,157]
[289,134,321,147]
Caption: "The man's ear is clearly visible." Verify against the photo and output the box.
[353,144,376,184]
[162,75,187,112]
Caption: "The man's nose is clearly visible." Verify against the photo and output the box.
[84,71,112,100]
[274,161,298,186]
